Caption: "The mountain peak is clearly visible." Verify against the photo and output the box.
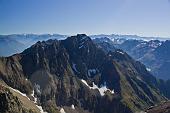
[67,34,91,42]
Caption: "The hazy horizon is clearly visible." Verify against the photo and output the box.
[1,33,170,39]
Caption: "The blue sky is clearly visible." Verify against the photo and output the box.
[0,0,170,37]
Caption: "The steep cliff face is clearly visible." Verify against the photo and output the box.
[0,34,166,113]
[0,55,33,94]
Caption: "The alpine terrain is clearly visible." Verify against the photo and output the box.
[0,34,170,113]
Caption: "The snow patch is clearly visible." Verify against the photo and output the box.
[99,84,114,96]
[135,111,146,113]
[72,63,79,73]
[31,90,38,103]
[80,36,87,41]
[81,79,89,87]
[60,108,66,113]
[34,83,41,94]
[32,90,47,113]
[9,87,48,113]
[31,90,34,97]
[79,45,84,49]
[88,69,97,77]
[79,36,88,49]
[41,46,45,50]
[146,68,151,72]
[149,41,162,48]
[79,41,85,45]
[117,51,124,54]
[36,105,48,113]
[87,48,90,53]
[81,79,114,96]
[71,104,75,109]
[9,87,30,100]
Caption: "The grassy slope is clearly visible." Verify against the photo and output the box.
[0,80,40,113]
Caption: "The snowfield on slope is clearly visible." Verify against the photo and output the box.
[81,79,114,96]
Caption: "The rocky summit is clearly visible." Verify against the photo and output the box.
[0,34,168,113]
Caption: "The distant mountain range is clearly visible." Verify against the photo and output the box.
[1,34,170,113]
[0,34,169,57]
[93,36,170,80]
[0,34,67,56]
[91,34,170,41]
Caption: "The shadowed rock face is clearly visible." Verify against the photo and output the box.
[0,34,167,113]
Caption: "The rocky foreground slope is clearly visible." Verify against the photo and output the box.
[146,101,170,113]
[0,34,168,113]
